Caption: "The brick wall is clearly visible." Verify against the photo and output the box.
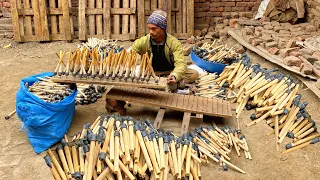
[194,0,261,30]
[0,0,13,39]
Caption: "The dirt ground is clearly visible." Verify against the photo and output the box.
[0,37,319,180]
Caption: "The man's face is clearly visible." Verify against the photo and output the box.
[147,23,164,40]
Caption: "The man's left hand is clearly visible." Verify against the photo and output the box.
[167,74,177,85]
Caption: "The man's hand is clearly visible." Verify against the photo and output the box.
[167,74,177,85]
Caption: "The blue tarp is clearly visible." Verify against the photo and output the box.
[16,72,76,153]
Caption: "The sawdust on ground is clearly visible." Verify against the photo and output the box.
[0,38,319,180]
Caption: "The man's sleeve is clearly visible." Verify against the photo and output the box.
[131,37,142,54]
[170,41,187,82]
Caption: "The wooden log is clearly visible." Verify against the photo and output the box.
[11,0,22,41]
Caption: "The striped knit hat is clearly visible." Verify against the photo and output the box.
[147,10,167,30]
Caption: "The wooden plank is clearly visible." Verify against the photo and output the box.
[122,0,129,34]
[61,0,72,40]
[86,8,136,15]
[23,0,33,36]
[137,0,145,37]
[130,0,137,37]
[96,0,103,35]
[167,0,172,34]
[31,0,42,38]
[151,0,157,11]
[297,76,320,99]
[10,0,22,41]
[154,108,166,129]
[49,0,58,36]
[39,0,50,41]
[78,0,86,40]
[57,0,63,35]
[18,8,64,15]
[68,0,74,38]
[103,0,111,39]
[88,0,95,35]
[187,0,194,36]
[176,0,182,34]
[51,76,167,89]
[114,0,120,35]
[144,0,150,35]
[181,112,191,135]
[182,0,186,33]
[228,29,317,81]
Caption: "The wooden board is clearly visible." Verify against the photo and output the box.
[181,112,191,135]
[228,29,317,81]
[105,86,233,118]
[297,76,320,99]
[51,76,167,89]
[154,108,166,129]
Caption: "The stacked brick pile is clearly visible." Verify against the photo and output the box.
[307,0,320,29]
[0,0,13,39]
[238,20,320,77]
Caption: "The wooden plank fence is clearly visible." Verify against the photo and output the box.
[11,0,194,42]
[10,0,74,42]
[78,0,137,41]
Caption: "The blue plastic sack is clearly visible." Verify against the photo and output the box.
[16,72,76,154]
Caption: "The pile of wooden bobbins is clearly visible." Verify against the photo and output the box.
[44,115,251,180]
[192,41,241,64]
[54,41,159,83]
[207,56,320,153]
[27,77,75,103]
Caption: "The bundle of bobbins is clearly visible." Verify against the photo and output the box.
[192,72,236,100]
[26,76,75,103]
[54,45,159,83]
[192,40,241,64]
[76,84,106,105]
[43,115,251,180]
[209,53,320,153]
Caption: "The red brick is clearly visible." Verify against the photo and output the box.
[268,47,279,55]
[284,56,302,67]
[300,63,313,75]
[210,7,217,11]
[241,28,253,36]
[239,12,246,17]
[229,19,238,28]
[289,51,302,57]
[265,41,278,49]
[217,7,224,12]
[222,12,231,19]
[195,12,207,18]
[223,2,235,6]
[252,6,259,11]
[263,25,273,30]
[244,35,255,43]
[195,8,203,12]
[231,12,239,18]
[199,0,206,2]
[3,1,9,8]
[195,3,202,8]
[224,7,232,12]
[231,7,239,11]
[252,38,263,46]
[305,24,317,32]
[286,39,296,48]
[254,30,262,37]
[280,47,300,57]
[210,2,222,7]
